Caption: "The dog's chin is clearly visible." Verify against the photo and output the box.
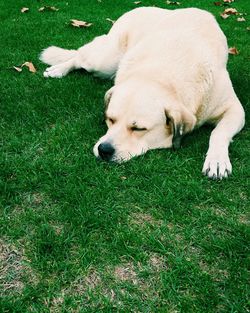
[96,154,131,163]
[112,154,131,163]
[94,149,136,163]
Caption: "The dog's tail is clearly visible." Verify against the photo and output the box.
[40,46,77,66]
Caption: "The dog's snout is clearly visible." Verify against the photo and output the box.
[98,142,115,161]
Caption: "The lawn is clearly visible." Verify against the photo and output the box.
[0,0,249,312]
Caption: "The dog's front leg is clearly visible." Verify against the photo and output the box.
[202,104,245,179]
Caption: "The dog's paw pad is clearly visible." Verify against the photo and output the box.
[202,155,232,180]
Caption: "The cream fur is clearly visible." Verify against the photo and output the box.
[40,7,245,179]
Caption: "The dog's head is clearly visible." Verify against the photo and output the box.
[93,79,196,162]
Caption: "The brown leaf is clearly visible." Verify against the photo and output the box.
[223,8,237,15]
[21,7,29,13]
[38,6,59,12]
[70,19,92,28]
[220,8,238,19]
[21,62,37,73]
[215,0,234,7]
[237,17,246,22]
[106,18,115,24]
[166,1,181,5]
[228,47,239,55]
[220,13,230,19]
[134,1,142,4]
[13,66,22,72]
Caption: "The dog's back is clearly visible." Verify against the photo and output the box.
[110,7,227,61]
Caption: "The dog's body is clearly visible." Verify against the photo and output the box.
[40,7,245,179]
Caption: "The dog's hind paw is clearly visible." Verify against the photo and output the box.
[43,64,68,78]
[202,154,232,180]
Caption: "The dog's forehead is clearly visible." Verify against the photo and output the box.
[108,91,163,116]
[107,100,162,125]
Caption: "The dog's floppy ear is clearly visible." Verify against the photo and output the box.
[104,86,115,108]
[165,107,196,149]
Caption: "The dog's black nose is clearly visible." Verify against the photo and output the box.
[98,142,115,161]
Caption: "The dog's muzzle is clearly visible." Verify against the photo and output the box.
[98,142,115,161]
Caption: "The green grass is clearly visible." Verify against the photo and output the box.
[0,0,249,312]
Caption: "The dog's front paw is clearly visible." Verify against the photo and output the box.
[202,153,232,180]
[43,65,67,78]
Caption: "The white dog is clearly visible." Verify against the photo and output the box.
[40,7,245,179]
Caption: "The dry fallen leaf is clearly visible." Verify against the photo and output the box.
[215,0,234,6]
[223,8,238,15]
[22,62,37,73]
[220,13,230,19]
[70,19,92,28]
[237,17,246,22]
[13,62,36,73]
[220,8,238,19]
[106,18,115,24]
[39,6,59,12]
[228,47,239,55]
[166,1,181,5]
[21,7,29,13]
[13,66,22,72]
[134,1,142,4]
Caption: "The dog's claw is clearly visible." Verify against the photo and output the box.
[202,155,232,180]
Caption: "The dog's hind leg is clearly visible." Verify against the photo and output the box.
[77,34,126,79]
[41,33,126,79]
[43,58,81,78]
[40,46,83,78]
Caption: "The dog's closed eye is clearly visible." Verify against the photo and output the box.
[131,126,147,131]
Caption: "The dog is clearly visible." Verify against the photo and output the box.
[40,7,245,179]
